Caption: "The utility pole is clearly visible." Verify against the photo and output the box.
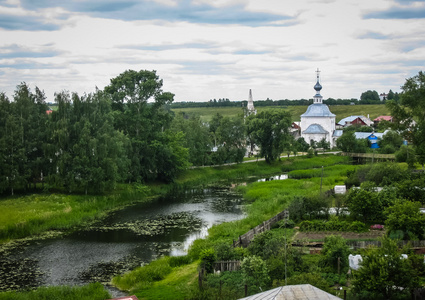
[284,210,289,286]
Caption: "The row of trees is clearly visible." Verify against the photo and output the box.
[170,97,386,109]
[0,70,304,195]
[0,70,191,195]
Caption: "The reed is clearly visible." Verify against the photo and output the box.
[0,282,110,300]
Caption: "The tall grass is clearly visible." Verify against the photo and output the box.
[112,257,198,299]
[0,184,153,243]
[280,155,351,172]
[0,282,110,300]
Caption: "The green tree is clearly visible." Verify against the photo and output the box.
[48,90,130,193]
[246,110,292,163]
[171,112,211,166]
[105,69,185,182]
[387,71,425,169]
[379,130,403,154]
[241,256,270,295]
[336,131,356,152]
[296,137,310,152]
[387,89,395,100]
[209,113,223,148]
[215,116,246,164]
[352,237,420,300]
[317,138,330,152]
[346,183,386,222]
[319,235,350,274]
[395,145,417,168]
[0,93,25,195]
[360,90,380,101]
[12,83,50,191]
[385,200,425,240]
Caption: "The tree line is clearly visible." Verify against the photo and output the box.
[0,70,301,196]
[0,70,191,195]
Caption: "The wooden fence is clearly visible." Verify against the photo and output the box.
[292,240,425,253]
[233,210,289,248]
[213,260,241,272]
[341,152,396,161]
[348,240,425,250]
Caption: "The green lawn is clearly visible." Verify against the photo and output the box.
[172,104,389,123]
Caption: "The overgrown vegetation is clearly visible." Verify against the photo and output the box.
[0,283,110,300]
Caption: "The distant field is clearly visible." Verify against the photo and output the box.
[172,104,389,122]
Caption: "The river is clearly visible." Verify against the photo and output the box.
[0,185,245,295]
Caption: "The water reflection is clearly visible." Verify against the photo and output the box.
[257,174,288,182]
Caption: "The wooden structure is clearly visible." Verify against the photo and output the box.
[213,260,241,272]
[341,152,395,162]
[233,210,288,248]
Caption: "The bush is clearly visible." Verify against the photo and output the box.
[349,221,368,232]
[299,220,367,232]
[199,248,217,273]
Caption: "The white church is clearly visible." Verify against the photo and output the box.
[300,70,337,147]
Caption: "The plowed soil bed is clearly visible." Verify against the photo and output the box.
[293,230,385,241]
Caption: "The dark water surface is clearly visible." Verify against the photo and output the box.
[0,186,244,294]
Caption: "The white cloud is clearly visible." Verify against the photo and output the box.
[0,0,424,102]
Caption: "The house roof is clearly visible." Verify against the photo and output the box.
[302,123,329,134]
[333,130,343,137]
[374,115,392,122]
[337,115,367,126]
[301,103,335,118]
[238,284,342,300]
[354,131,387,139]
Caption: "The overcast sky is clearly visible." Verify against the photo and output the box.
[0,0,424,102]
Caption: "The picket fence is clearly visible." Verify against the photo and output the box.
[213,260,241,272]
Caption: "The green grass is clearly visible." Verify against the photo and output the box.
[110,154,357,298]
[112,257,199,300]
[0,184,154,243]
[0,283,110,300]
[175,159,287,186]
[172,104,389,123]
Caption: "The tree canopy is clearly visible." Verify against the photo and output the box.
[246,110,292,163]
[387,71,425,168]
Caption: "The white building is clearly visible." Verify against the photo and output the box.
[300,70,336,147]
[246,89,257,116]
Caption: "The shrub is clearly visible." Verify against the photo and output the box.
[299,220,367,232]
[199,248,217,273]
[349,221,368,232]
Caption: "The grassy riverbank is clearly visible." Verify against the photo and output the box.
[0,155,342,244]
[0,154,353,299]
[111,155,355,299]
[0,184,161,244]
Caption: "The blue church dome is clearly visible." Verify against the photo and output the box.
[314,81,322,92]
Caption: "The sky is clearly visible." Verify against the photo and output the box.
[0,0,424,103]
